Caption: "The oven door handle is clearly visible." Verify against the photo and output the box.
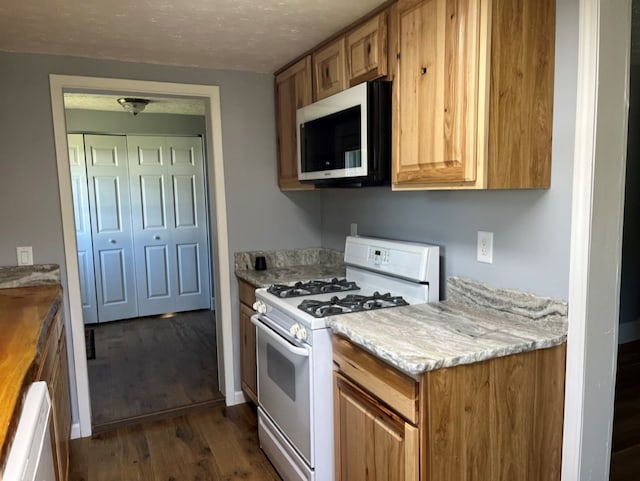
[251,315,310,358]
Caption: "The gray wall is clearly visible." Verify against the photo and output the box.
[0,52,323,407]
[320,0,578,301]
[65,109,206,135]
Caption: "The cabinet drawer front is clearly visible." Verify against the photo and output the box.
[332,335,419,423]
[238,279,257,307]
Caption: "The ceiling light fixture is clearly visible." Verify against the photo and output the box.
[117,97,150,116]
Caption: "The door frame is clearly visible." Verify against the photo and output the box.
[562,0,631,478]
[49,75,235,437]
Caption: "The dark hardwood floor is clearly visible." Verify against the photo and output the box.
[610,339,640,480]
[87,310,224,431]
[69,403,281,481]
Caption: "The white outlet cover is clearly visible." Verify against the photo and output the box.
[16,246,33,266]
[477,231,494,264]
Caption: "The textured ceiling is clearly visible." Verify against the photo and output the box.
[64,93,205,115]
[0,0,386,73]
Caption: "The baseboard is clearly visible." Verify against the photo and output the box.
[619,318,640,344]
[70,422,82,440]
[231,390,247,406]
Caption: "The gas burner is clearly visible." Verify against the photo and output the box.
[267,278,359,298]
[298,291,409,318]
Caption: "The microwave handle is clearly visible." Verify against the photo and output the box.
[251,315,310,358]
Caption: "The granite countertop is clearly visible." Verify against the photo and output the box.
[235,247,345,287]
[328,277,568,377]
[0,284,62,465]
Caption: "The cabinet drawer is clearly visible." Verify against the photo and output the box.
[332,335,419,424]
[238,279,257,307]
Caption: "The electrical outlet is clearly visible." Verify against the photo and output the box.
[17,246,33,266]
[477,231,493,264]
[350,223,358,237]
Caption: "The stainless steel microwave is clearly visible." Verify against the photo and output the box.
[296,80,391,187]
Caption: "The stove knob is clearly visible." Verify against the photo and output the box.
[252,300,267,314]
[289,323,300,337]
[295,326,308,341]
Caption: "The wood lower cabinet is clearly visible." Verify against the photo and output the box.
[238,279,258,404]
[37,306,71,481]
[334,374,419,481]
[333,335,566,481]
[275,56,314,191]
[392,0,555,190]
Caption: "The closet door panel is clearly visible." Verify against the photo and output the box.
[166,137,211,312]
[84,134,138,322]
[68,134,98,324]
[128,136,177,316]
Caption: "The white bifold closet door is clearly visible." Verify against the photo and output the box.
[83,134,139,322]
[67,134,99,324]
[127,135,211,317]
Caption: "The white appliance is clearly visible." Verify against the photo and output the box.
[3,382,56,481]
[251,236,440,481]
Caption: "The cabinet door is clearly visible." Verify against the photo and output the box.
[334,373,419,481]
[52,335,72,481]
[240,302,258,404]
[393,0,489,187]
[346,11,389,86]
[313,37,347,100]
[275,56,314,191]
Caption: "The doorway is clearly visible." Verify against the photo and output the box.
[50,75,235,438]
[64,95,222,430]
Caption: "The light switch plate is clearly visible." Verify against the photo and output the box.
[17,246,33,266]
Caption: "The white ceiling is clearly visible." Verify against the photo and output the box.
[0,0,386,73]
[64,93,206,115]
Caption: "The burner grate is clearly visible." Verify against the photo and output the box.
[298,292,409,318]
[267,278,359,298]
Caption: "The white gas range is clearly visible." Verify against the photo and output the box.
[251,236,440,481]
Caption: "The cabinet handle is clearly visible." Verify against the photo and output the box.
[154,235,160,240]
[421,67,428,75]
[109,239,116,244]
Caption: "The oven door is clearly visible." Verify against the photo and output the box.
[251,314,313,465]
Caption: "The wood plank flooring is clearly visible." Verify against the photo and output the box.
[87,310,224,431]
[610,340,640,480]
[69,403,282,481]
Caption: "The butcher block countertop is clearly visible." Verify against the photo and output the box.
[329,277,568,377]
[0,285,62,462]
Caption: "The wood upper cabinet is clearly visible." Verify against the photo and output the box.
[275,56,314,191]
[346,11,389,87]
[313,37,347,101]
[334,374,419,481]
[392,0,555,189]
[238,279,258,404]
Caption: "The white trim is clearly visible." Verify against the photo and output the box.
[619,319,640,344]
[49,75,235,437]
[563,0,631,478]
[70,422,81,440]
[233,390,248,406]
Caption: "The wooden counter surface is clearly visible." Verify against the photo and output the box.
[0,284,62,465]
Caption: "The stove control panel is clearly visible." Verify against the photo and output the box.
[369,247,390,265]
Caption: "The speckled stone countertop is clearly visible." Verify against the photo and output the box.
[235,247,345,287]
[328,277,568,377]
[0,264,60,289]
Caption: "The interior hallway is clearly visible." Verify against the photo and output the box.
[86,310,224,432]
